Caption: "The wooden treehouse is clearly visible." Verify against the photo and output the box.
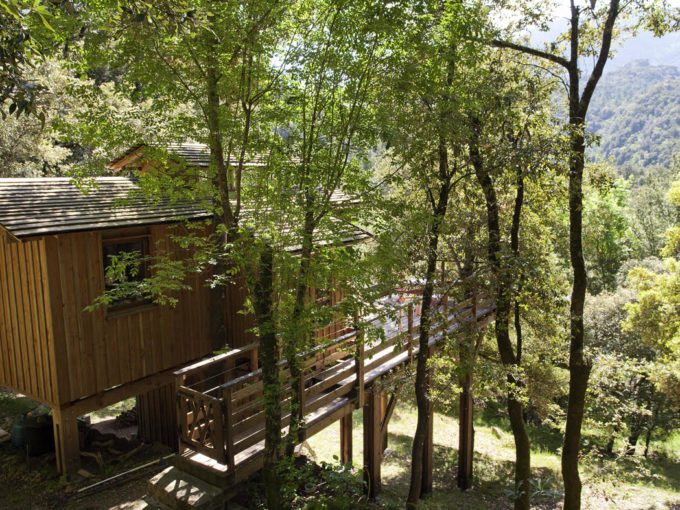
[0,176,236,474]
[0,144,368,475]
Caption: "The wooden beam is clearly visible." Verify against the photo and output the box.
[380,390,389,451]
[340,412,352,465]
[457,373,474,490]
[60,362,193,418]
[363,389,381,499]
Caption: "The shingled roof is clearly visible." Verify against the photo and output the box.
[0,177,370,247]
[0,177,211,238]
[107,143,266,171]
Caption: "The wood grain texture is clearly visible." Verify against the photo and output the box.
[0,235,56,404]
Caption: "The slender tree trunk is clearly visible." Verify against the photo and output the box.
[457,255,476,491]
[472,122,530,510]
[285,206,316,457]
[643,412,656,458]
[407,143,452,509]
[254,244,283,510]
[626,423,641,456]
[563,51,589,510]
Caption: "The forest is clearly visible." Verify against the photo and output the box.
[1,1,679,510]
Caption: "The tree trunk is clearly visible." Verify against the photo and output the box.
[254,244,283,510]
[457,256,476,491]
[472,119,530,510]
[285,206,316,457]
[407,144,452,509]
[626,424,641,456]
[562,3,618,507]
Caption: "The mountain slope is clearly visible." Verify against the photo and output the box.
[588,60,680,169]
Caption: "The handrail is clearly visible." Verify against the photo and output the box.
[175,288,496,468]
[174,341,260,378]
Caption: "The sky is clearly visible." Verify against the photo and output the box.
[527,1,680,71]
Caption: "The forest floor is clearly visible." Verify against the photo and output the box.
[1,386,678,509]
[0,389,166,510]
[302,400,680,510]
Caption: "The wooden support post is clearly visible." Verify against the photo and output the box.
[421,346,434,496]
[363,388,382,499]
[380,390,389,451]
[223,386,235,470]
[175,374,186,456]
[52,407,80,476]
[355,317,365,408]
[457,373,474,490]
[407,302,414,362]
[458,279,476,490]
[340,412,353,465]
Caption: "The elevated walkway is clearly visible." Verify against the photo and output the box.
[165,287,496,505]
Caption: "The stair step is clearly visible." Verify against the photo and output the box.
[173,451,232,487]
[126,496,173,510]
[148,466,225,510]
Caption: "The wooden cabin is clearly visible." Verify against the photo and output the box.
[0,176,257,474]
[0,144,368,475]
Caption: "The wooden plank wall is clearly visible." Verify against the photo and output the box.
[316,288,348,342]
[0,234,58,405]
[224,273,256,349]
[44,224,212,406]
[136,383,177,449]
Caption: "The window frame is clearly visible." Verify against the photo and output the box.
[101,230,152,313]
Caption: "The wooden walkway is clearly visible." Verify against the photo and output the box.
[172,289,496,489]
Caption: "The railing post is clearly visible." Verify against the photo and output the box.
[407,302,414,362]
[175,375,186,455]
[472,278,478,327]
[355,315,365,408]
[223,386,235,470]
[298,365,306,442]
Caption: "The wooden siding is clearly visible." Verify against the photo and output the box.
[44,224,213,405]
[137,383,178,449]
[224,273,256,349]
[315,288,348,342]
[0,234,58,404]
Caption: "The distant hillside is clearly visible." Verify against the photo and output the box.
[588,60,680,169]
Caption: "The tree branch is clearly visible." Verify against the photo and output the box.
[579,0,620,115]
[490,39,569,69]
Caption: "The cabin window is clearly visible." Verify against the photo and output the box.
[102,234,150,309]
[314,287,332,307]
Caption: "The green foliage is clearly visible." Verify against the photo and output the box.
[583,175,634,294]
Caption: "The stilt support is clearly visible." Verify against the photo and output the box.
[340,412,353,464]
[457,375,474,490]
[380,391,389,451]
[52,407,80,476]
[363,389,381,499]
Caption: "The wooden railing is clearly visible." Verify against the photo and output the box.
[174,286,495,468]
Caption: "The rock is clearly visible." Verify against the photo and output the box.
[77,468,94,478]
[0,428,9,443]
[491,426,503,439]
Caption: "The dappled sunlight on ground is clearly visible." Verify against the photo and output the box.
[306,398,680,510]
